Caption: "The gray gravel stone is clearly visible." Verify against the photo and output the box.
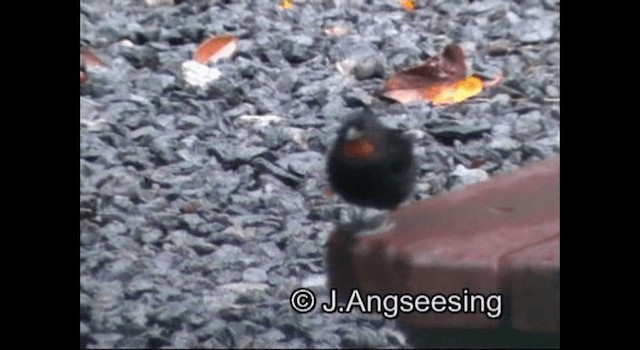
[276,151,324,177]
[212,145,269,166]
[282,35,315,63]
[514,110,544,139]
[119,44,160,69]
[342,88,374,107]
[103,220,128,236]
[491,93,512,106]
[81,220,101,246]
[466,0,504,14]
[125,277,157,299]
[354,56,385,80]
[429,121,493,144]
[92,333,124,348]
[545,85,560,97]
[511,18,555,43]
[136,227,164,244]
[171,330,200,348]
[243,268,268,283]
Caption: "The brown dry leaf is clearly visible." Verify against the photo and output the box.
[480,72,503,89]
[278,0,294,10]
[80,47,106,68]
[180,202,200,214]
[383,43,499,105]
[385,43,467,91]
[193,35,239,65]
[80,70,88,85]
[470,158,488,169]
[399,0,416,12]
[324,187,334,198]
[80,47,105,85]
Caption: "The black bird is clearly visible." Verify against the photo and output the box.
[327,110,417,212]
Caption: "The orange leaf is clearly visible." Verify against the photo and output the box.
[399,0,415,12]
[278,0,294,10]
[193,35,239,64]
[383,76,485,105]
[425,75,484,105]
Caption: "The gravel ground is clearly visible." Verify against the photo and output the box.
[80,0,560,348]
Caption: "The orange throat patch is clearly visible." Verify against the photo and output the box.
[343,139,375,159]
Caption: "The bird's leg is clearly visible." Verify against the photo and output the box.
[352,207,396,237]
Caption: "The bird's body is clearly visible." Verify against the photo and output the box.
[327,111,417,211]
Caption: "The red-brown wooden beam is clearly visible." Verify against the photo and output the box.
[327,156,559,332]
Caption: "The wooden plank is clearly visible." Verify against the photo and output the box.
[327,157,560,330]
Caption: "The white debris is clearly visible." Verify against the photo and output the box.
[180,60,221,90]
[235,114,284,129]
[302,274,327,289]
[336,58,356,76]
[118,39,134,48]
[145,0,175,6]
[451,164,489,188]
